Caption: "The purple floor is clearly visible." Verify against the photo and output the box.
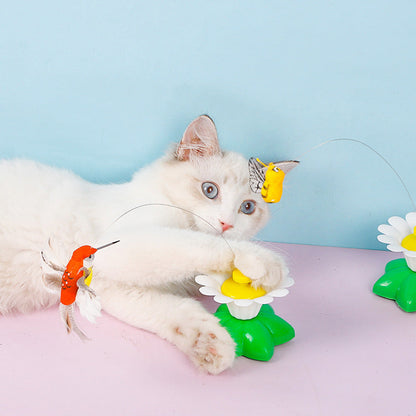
[1,243,414,416]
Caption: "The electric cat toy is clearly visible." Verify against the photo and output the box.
[196,268,295,361]
[42,240,119,340]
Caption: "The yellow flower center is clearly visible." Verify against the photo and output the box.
[221,269,267,299]
[401,226,416,251]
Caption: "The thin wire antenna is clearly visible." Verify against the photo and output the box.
[298,138,416,211]
[96,240,120,251]
[100,203,236,256]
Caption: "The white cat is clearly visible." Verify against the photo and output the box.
[0,115,290,374]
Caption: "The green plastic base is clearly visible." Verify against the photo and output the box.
[214,304,295,361]
[373,258,416,312]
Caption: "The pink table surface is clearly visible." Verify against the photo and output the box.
[1,243,414,416]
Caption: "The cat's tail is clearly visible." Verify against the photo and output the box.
[59,303,89,341]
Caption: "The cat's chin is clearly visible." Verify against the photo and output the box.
[223,229,254,240]
[198,225,252,241]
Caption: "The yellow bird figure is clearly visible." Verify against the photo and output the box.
[248,157,299,203]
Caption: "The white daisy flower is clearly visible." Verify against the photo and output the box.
[195,273,294,320]
[378,212,416,271]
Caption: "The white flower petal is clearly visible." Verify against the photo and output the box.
[386,243,405,253]
[210,273,229,285]
[281,277,295,288]
[377,234,397,244]
[404,250,416,258]
[234,298,253,307]
[213,294,233,304]
[378,224,402,242]
[195,275,217,287]
[268,288,289,297]
[405,212,416,230]
[254,295,274,304]
[199,286,219,296]
[387,216,411,238]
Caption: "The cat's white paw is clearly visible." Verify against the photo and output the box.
[172,315,236,375]
[233,242,289,291]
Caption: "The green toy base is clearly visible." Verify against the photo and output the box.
[373,258,416,312]
[214,304,295,361]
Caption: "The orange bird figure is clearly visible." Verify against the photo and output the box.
[59,241,119,340]
[59,245,98,340]
[42,241,119,340]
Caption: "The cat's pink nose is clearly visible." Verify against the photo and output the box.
[220,221,233,232]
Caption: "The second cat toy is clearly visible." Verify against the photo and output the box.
[42,240,119,339]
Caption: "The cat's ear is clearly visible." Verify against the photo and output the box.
[176,115,221,161]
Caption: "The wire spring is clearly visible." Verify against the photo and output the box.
[298,138,416,211]
[99,202,236,257]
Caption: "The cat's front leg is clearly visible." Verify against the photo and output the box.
[94,226,289,291]
[93,226,236,287]
[230,241,290,292]
[95,279,236,375]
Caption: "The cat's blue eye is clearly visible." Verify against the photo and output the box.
[201,182,218,199]
[240,200,256,215]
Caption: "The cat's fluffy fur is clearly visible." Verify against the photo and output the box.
[0,115,289,374]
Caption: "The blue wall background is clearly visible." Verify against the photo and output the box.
[1,0,415,249]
